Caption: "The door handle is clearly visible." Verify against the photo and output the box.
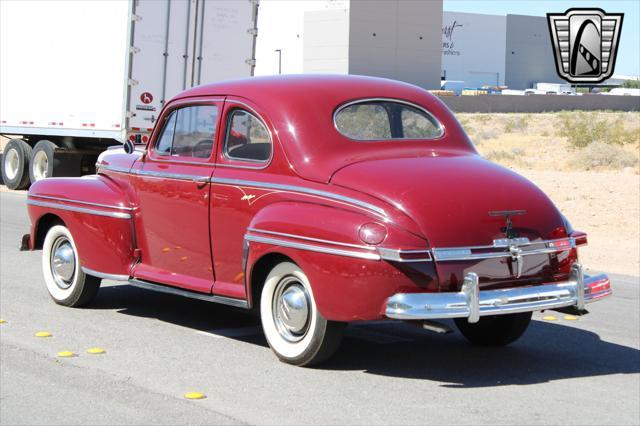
[193,177,209,189]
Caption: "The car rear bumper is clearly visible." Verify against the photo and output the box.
[385,263,611,322]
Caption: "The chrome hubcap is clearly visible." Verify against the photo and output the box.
[273,276,310,342]
[50,237,76,289]
[4,148,19,180]
[32,150,49,180]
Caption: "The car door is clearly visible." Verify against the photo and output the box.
[131,97,223,293]
[209,98,274,300]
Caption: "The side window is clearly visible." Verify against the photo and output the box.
[156,111,176,156]
[154,105,217,159]
[224,109,272,162]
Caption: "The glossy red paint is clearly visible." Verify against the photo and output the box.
[25,75,594,322]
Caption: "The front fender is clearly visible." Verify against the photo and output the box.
[27,175,136,278]
[245,202,437,321]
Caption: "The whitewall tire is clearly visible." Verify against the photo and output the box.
[42,225,100,307]
[260,262,344,366]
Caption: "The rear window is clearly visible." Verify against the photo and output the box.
[334,100,442,141]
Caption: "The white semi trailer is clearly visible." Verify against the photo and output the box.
[0,0,258,189]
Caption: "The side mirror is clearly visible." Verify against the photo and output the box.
[123,139,135,154]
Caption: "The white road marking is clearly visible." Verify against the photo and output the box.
[195,326,262,339]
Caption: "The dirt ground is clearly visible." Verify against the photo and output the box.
[2,113,639,276]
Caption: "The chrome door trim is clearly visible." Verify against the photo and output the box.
[129,278,249,309]
[30,195,134,211]
[81,266,130,281]
[27,199,132,219]
[212,177,387,217]
[247,228,376,251]
[97,164,131,174]
[97,164,209,183]
[244,234,381,261]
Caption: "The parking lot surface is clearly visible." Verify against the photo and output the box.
[1,191,639,425]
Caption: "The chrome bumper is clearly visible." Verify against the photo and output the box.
[385,264,611,323]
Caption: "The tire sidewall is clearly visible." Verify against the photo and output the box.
[1,139,30,189]
[260,262,325,362]
[30,140,56,184]
[42,225,85,304]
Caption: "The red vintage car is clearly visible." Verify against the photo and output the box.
[22,75,611,366]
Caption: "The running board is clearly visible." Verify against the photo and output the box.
[129,278,249,309]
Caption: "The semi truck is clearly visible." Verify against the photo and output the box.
[0,0,258,189]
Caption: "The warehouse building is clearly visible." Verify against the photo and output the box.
[255,1,564,90]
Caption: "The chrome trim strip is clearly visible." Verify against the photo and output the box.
[333,97,445,141]
[81,267,129,282]
[434,237,576,252]
[212,177,386,217]
[247,227,376,251]
[385,266,611,321]
[129,278,249,309]
[30,195,134,211]
[377,247,433,262]
[97,164,131,174]
[244,234,381,261]
[98,163,209,183]
[432,245,573,262]
[27,199,131,219]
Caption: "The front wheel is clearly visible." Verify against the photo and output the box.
[260,262,344,366]
[42,225,101,307]
[454,312,532,346]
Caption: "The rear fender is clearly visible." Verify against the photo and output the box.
[27,175,136,278]
[245,202,437,321]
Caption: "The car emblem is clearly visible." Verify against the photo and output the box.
[488,210,527,239]
[547,8,623,83]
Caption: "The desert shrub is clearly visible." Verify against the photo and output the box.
[484,149,516,162]
[558,112,608,148]
[504,115,529,133]
[568,141,639,170]
[475,128,501,141]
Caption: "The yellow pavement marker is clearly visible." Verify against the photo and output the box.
[57,351,75,358]
[35,331,52,337]
[87,347,106,354]
[564,315,579,320]
[542,315,557,321]
[0,319,6,324]
[184,392,206,400]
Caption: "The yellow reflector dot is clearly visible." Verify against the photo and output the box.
[542,315,557,321]
[57,351,75,358]
[180,256,188,261]
[35,331,52,337]
[162,247,170,253]
[0,319,6,324]
[87,347,105,354]
[564,315,578,320]
[184,392,206,400]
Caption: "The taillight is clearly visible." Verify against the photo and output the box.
[570,231,588,247]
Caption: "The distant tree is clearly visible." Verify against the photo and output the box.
[622,79,640,89]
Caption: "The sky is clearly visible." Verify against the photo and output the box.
[443,0,640,76]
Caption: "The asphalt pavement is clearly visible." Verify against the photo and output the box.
[1,190,639,425]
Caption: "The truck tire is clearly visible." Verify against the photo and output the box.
[42,224,101,307]
[260,262,345,366]
[2,139,32,190]
[30,140,57,184]
[454,312,532,346]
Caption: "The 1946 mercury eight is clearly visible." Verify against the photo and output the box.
[22,75,611,366]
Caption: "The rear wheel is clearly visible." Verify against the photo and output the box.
[30,140,57,184]
[260,262,344,366]
[455,312,532,346]
[42,225,101,307]
[2,139,32,190]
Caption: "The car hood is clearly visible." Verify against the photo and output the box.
[330,154,565,247]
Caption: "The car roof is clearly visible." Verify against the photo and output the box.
[175,75,476,183]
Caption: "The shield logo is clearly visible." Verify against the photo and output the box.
[547,8,623,83]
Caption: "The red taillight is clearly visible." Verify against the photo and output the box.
[358,223,387,245]
[141,135,149,143]
[128,134,136,142]
[570,231,588,247]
